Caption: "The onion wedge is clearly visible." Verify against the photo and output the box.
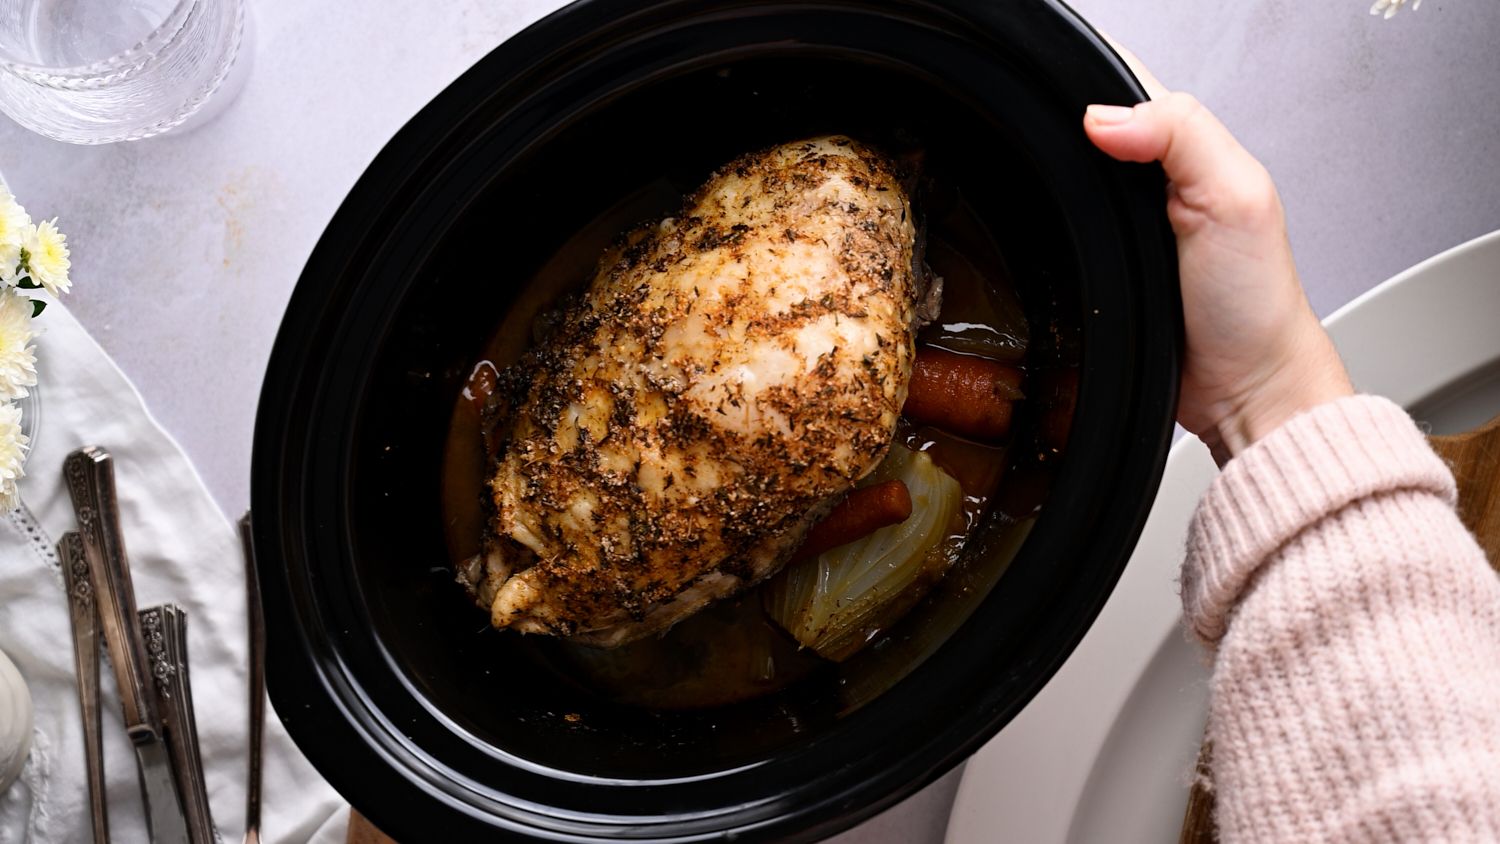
[765,445,963,661]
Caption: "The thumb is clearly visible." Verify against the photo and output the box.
[1083,93,1278,231]
[1083,93,1264,199]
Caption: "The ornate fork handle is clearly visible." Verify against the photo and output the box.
[64,446,191,844]
[59,531,109,843]
[141,604,217,843]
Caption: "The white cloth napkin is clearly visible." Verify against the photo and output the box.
[0,301,350,843]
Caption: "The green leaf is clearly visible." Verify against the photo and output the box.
[30,299,45,317]
[15,276,39,290]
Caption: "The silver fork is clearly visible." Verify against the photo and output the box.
[64,446,190,844]
[59,531,109,843]
[239,513,265,844]
[140,604,217,843]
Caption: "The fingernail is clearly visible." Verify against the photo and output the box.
[1086,104,1136,125]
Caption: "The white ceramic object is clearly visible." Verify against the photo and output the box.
[0,647,33,793]
[946,229,1500,843]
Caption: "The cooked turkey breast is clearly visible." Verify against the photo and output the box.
[462,135,924,647]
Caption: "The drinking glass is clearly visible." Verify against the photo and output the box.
[0,0,248,144]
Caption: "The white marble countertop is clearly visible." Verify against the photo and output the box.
[0,0,1495,840]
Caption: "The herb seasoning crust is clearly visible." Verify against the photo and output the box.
[461,136,925,647]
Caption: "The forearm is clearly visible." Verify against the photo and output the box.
[1182,396,1500,842]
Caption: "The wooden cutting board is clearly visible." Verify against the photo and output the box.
[347,810,394,844]
[1180,411,1500,842]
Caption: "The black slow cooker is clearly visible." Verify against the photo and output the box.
[250,0,1180,840]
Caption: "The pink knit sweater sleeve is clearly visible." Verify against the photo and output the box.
[1181,395,1500,842]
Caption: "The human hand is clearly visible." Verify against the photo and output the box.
[1082,56,1352,464]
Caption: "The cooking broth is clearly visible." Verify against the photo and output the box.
[439,173,1070,711]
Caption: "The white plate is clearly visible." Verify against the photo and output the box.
[945,229,1500,844]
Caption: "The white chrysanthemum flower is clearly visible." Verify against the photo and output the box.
[0,292,36,401]
[23,218,70,296]
[1370,0,1421,18]
[0,401,27,512]
[0,187,30,284]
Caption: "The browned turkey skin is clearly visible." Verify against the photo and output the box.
[457,136,930,647]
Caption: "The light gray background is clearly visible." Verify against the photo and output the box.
[1,0,1495,840]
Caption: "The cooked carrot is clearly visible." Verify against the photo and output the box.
[903,347,1024,442]
[792,480,913,563]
